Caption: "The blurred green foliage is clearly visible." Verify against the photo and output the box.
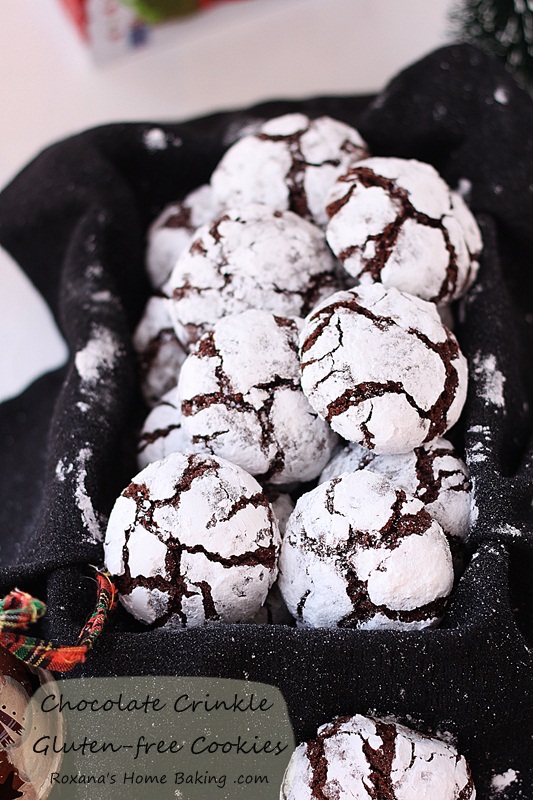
[451,0,533,86]
[120,0,201,24]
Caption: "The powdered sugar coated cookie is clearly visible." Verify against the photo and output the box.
[211,114,370,227]
[319,436,471,547]
[104,452,281,627]
[281,714,476,799]
[178,310,338,484]
[133,296,188,407]
[137,386,190,470]
[146,184,217,289]
[299,285,468,453]
[166,204,338,349]
[278,470,453,630]
[326,157,482,302]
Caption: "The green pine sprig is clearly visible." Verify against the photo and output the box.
[450,0,533,85]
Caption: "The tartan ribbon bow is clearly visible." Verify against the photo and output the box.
[0,569,117,672]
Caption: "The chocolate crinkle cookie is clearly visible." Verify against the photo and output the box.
[146,184,217,290]
[210,113,370,227]
[177,309,338,485]
[104,452,281,627]
[299,284,468,453]
[280,714,476,799]
[325,157,482,303]
[133,295,188,407]
[319,436,471,552]
[166,203,339,349]
[278,470,453,630]
[137,386,190,470]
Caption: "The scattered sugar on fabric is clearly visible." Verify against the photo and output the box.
[490,768,518,795]
[55,451,102,541]
[472,352,506,407]
[469,478,479,527]
[85,235,97,254]
[469,424,489,435]
[433,103,447,120]
[75,326,119,389]
[85,263,103,279]
[143,128,167,151]
[497,524,522,537]
[455,178,472,200]
[91,290,113,303]
[494,86,509,105]
[468,441,488,464]
[75,447,102,542]
[55,459,73,482]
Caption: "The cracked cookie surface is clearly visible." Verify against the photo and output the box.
[166,203,339,349]
[281,714,476,799]
[326,157,482,302]
[146,184,217,289]
[278,470,453,630]
[319,436,471,549]
[104,452,281,627]
[178,309,338,484]
[211,113,370,227]
[299,284,468,453]
[137,386,191,470]
[133,296,188,407]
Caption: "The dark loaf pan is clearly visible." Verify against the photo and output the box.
[1,44,533,798]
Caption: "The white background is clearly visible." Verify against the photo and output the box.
[0,0,454,402]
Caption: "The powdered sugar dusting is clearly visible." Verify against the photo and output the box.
[133,297,188,407]
[104,453,281,627]
[472,352,506,407]
[326,157,482,302]
[496,523,521,537]
[75,447,102,542]
[469,424,489,435]
[279,470,453,629]
[468,441,489,464]
[55,459,73,482]
[300,285,468,453]
[75,326,119,392]
[167,204,338,349]
[178,310,337,484]
[491,768,518,794]
[494,86,509,105]
[319,437,470,544]
[91,290,113,303]
[281,714,475,799]
[469,477,479,527]
[456,177,472,200]
[212,114,369,227]
[56,449,102,542]
[85,263,103,279]
[143,127,167,151]
[146,184,217,289]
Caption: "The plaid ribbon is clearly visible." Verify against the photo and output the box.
[0,569,117,672]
